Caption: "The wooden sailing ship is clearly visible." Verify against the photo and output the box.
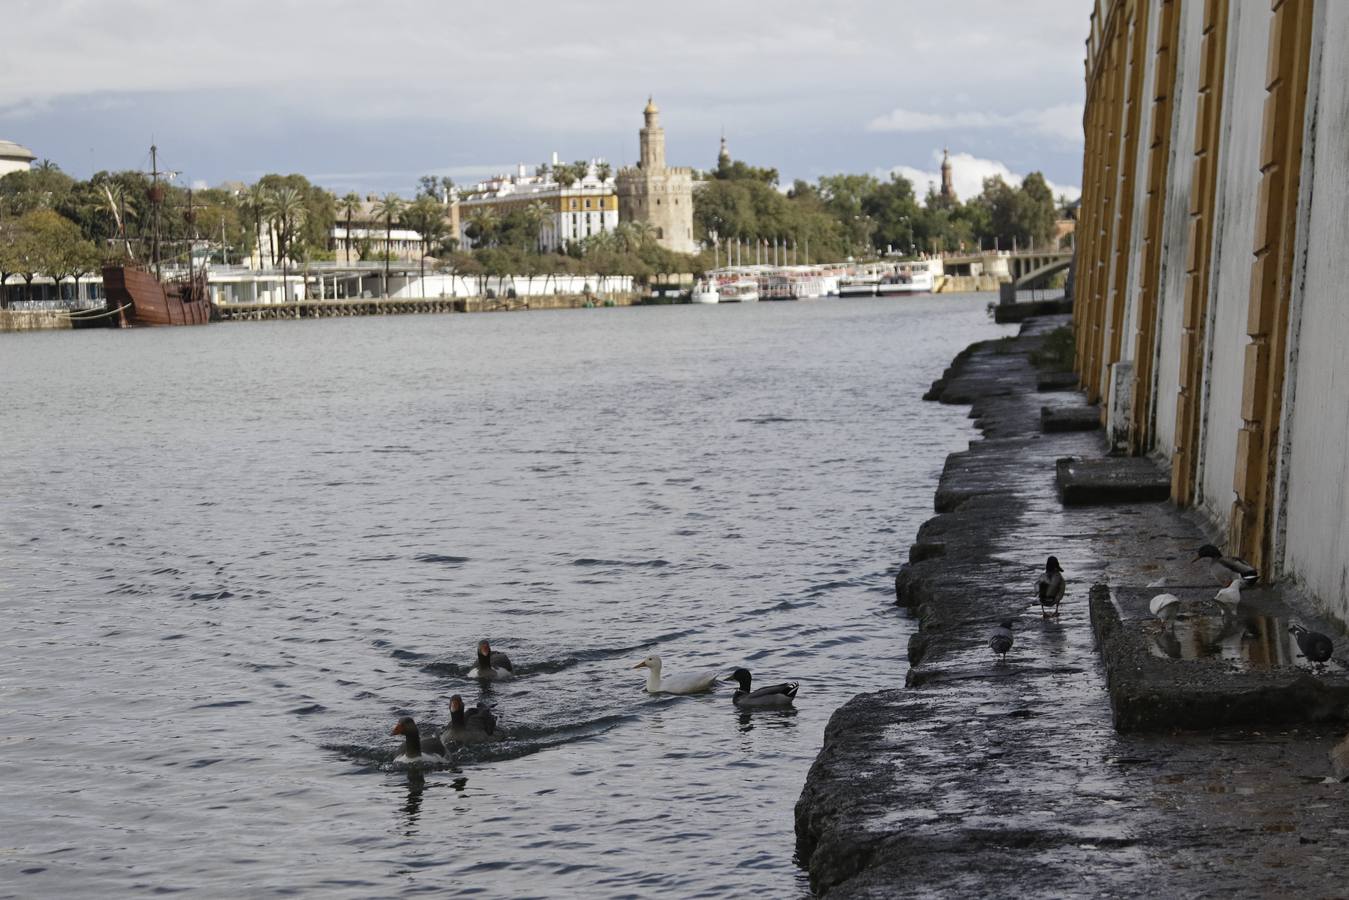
[99,145,212,327]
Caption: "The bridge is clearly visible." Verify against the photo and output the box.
[1008,249,1073,290]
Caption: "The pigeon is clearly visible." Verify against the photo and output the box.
[989,620,1015,663]
[1036,556,1066,617]
[1289,624,1334,669]
[1194,544,1258,587]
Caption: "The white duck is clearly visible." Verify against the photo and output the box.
[633,655,719,695]
[1212,580,1243,614]
[1149,593,1182,623]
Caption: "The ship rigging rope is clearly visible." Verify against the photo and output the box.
[66,303,131,321]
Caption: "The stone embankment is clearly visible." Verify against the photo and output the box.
[0,309,73,332]
[795,315,1349,898]
[215,292,639,322]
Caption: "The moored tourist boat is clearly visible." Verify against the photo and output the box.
[720,279,760,303]
[838,275,879,297]
[691,280,720,304]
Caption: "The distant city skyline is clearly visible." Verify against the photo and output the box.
[0,1,1087,200]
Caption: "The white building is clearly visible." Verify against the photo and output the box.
[0,140,36,177]
[458,155,619,252]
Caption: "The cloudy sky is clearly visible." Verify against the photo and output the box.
[0,0,1089,200]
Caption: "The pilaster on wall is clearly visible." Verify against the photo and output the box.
[1077,3,1134,404]
[1229,0,1315,572]
[1105,3,1152,375]
[1129,0,1183,454]
[1171,0,1231,507]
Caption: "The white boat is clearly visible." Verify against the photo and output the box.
[880,262,935,295]
[838,275,879,297]
[691,280,720,304]
[720,279,760,303]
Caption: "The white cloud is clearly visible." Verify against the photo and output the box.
[886,151,1080,203]
[0,1,1088,191]
[867,103,1084,145]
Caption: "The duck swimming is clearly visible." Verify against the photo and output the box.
[469,640,514,681]
[728,668,798,708]
[440,694,498,745]
[392,716,447,761]
[633,655,719,695]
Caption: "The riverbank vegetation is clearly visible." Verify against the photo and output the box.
[0,154,1068,303]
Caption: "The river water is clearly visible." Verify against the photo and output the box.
[1,295,1008,898]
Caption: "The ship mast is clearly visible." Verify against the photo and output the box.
[150,144,162,281]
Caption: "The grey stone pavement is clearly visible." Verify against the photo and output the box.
[795,316,1349,899]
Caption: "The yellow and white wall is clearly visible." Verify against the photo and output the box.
[1076,0,1349,623]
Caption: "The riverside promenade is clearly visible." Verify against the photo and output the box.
[795,316,1349,898]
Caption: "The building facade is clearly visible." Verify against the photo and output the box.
[1075,0,1349,624]
[615,99,697,254]
[457,160,618,253]
[0,139,36,177]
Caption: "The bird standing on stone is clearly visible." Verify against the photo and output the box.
[989,620,1015,663]
[1194,544,1258,587]
[1149,593,1182,624]
[1289,624,1334,670]
[1211,580,1243,615]
[1036,556,1066,618]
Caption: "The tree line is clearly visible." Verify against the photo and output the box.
[694,155,1068,263]
[0,153,1070,304]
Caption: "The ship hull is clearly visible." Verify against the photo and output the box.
[102,266,211,327]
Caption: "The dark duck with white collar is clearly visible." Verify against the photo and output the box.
[728,668,798,708]
[440,694,498,745]
[1036,556,1065,617]
[470,639,514,680]
[1194,544,1258,587]
[391,716,447,761]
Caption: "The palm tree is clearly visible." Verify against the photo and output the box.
[524,200,551,253]
[631,220,657,249]
[242,183,269,267]
[595,161,612,184]
[267,187,307,302]
[465,207,498,249]
[404,196,448,297]
[555,165,577,189]
[573,160,590,183]
[100,181,136,258]
[371,193,405,297]
[339,192,362,264]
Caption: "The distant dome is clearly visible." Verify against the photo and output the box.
[644,96,659,116]
[0,140,36,163]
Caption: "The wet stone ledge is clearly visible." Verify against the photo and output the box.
[795,315,1349,898]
